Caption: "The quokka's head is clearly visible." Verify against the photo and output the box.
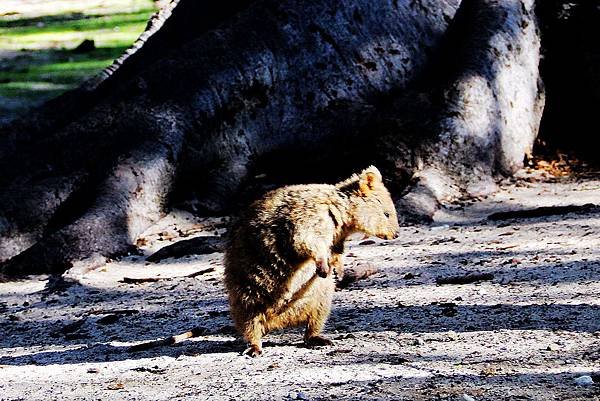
[337,166,400,240]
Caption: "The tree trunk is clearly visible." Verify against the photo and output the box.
[535,0,600,161]
[0,0,545,278]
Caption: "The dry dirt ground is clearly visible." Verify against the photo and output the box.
[1,170,599,400]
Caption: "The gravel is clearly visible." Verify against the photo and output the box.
[1,172,599,400]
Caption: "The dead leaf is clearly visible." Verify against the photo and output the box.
[107,383,124,390]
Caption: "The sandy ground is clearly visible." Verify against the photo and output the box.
[1,170,599,401]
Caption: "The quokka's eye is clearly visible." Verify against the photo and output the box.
[384,212,390,218]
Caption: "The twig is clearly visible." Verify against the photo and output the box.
[186,268,215,278]
[88,309,140,315]
[122,277,161,283]
[436,273,494,285]
[459,357,513,365]
[121,268,214,284]
[128,327,207,352]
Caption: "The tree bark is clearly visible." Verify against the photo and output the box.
[388,0,545,220]
[0,0,545,277]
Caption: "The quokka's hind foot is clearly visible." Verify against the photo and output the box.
[304,335,333,347]
[240,316,265,357]
[242,344,263,357]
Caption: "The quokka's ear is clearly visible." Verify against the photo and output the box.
[358,166,381,196]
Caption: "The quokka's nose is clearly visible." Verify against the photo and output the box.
[393,232,399,239]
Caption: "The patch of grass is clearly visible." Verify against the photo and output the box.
[0,46,129,86]
[0,0,157,121]
[0,10,154,50]
[0,0,154,21]
[0,81,71,101]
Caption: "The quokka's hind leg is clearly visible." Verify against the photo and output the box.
[303,280,335,347]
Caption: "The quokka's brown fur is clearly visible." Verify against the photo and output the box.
[224,166,400,356]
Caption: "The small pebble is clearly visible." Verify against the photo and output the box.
[288,391,309,400]
[462,394,475,401]
[574,375,594,386]
[447,331,458,341]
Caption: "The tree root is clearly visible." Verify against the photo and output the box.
[488,203,600,221]
[146,236,224,263]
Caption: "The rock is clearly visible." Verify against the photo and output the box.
[447,331,458,341]
[337,262,378,289]
[574,375,594,386]
[462,394,475,401]
[60,318,86,334]
[296,391,309,400]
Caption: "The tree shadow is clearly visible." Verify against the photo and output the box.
[330,302,600,334]
[302,371,600,401]
[383,252,600,286]
[0,335,243,367]
[2,245,599,366]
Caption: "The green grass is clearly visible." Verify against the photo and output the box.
[0,11,154,50]
[0,0,157,121]
[0,47,128,100]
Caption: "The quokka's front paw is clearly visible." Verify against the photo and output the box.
[304,335,333,347]
[315,258,331,278]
